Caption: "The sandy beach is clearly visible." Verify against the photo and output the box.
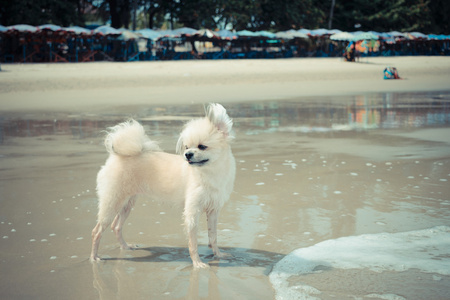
[1,57,450,299]
[1,56,450,112]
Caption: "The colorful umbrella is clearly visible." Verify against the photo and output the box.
[353,32,378,41]
[216,29,237,40]
[330,32,356,41]
[93,25,121,35]
[38,24,63,31]
[136,29,161,40]
[275,30,308,40]
[195,29,219,39]
[64,26,91,35]
[173,27,197,36]
[7,24,39,32]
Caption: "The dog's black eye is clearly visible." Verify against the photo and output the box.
[198,144,208,150]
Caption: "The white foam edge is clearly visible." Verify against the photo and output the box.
[269,226,450,300]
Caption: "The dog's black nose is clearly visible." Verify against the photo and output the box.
[185,152,194,160]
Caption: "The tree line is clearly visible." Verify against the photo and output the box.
[1,0,449,34]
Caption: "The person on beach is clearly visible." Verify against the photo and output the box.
[384,67,401,79]
[345,42,356,62]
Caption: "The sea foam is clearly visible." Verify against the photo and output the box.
[269,226,450,300]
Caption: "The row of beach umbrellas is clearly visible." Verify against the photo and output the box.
[1,24,449,42]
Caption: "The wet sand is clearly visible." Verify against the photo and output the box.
[1,57,450,299]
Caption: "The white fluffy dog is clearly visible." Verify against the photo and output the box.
[90,103,236,268]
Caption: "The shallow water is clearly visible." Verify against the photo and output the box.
[1,92,450,299]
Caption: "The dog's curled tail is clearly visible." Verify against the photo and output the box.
[104,119,160,156]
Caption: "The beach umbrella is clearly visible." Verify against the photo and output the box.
[64,26,91,35]
[237,30,259,37]
[136,28,161,40]
[310,28,330,36]
[38,24,63,31]
[387,31,406,38]
[7,24,39,32]
[352,30,365,36]
[368,31,382,37]
[297,29,311,35]
[382,38,397,44]
[216,29,237,40]
[377,32,391,40]
[63,26,92,63]
[117,28,140,40]
[429,34,450,40]
[408,32,428,40]
[173,27,197,36]
[238,30,277,39]
[195,29,219,39]
[157,29,176,38]
[275,30,308,40]
[255,30,276,39]
[330,31,356,41]
[93,25,121,35]
[354,32,378,41]
[7,24,39,63]
[328,29,343,35]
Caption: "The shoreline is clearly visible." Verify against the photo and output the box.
[1,56,450,113]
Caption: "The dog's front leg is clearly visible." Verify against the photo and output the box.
[207,210,230,259]
[187,224,209,269]
[207,210,221,257]
[184,205,209,269]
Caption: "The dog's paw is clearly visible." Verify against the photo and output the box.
[90,255,102,262]
[215,251,232,259]
[120,243,137,250]
[193,261,210,269]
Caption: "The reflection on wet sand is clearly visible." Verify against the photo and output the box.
[92,261,220,300]
[91,247,282,299]
[1,92,449,141]
[1,91,449,299]
[231,92,450,132]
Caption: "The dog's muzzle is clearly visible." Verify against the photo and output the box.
[185,152,209,166]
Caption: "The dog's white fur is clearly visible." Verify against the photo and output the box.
[90,104,236,268]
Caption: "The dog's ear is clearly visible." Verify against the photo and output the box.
[206,103,234,139]
[176,135,184,155]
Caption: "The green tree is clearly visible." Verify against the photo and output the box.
[257,0,326,30]
[1,0,448,33]
[141,0,166,29]
[172,0,326,31]
[427,0,450,33]
[331,0,439,33]
[97,0,131,28]
[0,0,84,26]
[175,0,217,29]
[214,0,259,30]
